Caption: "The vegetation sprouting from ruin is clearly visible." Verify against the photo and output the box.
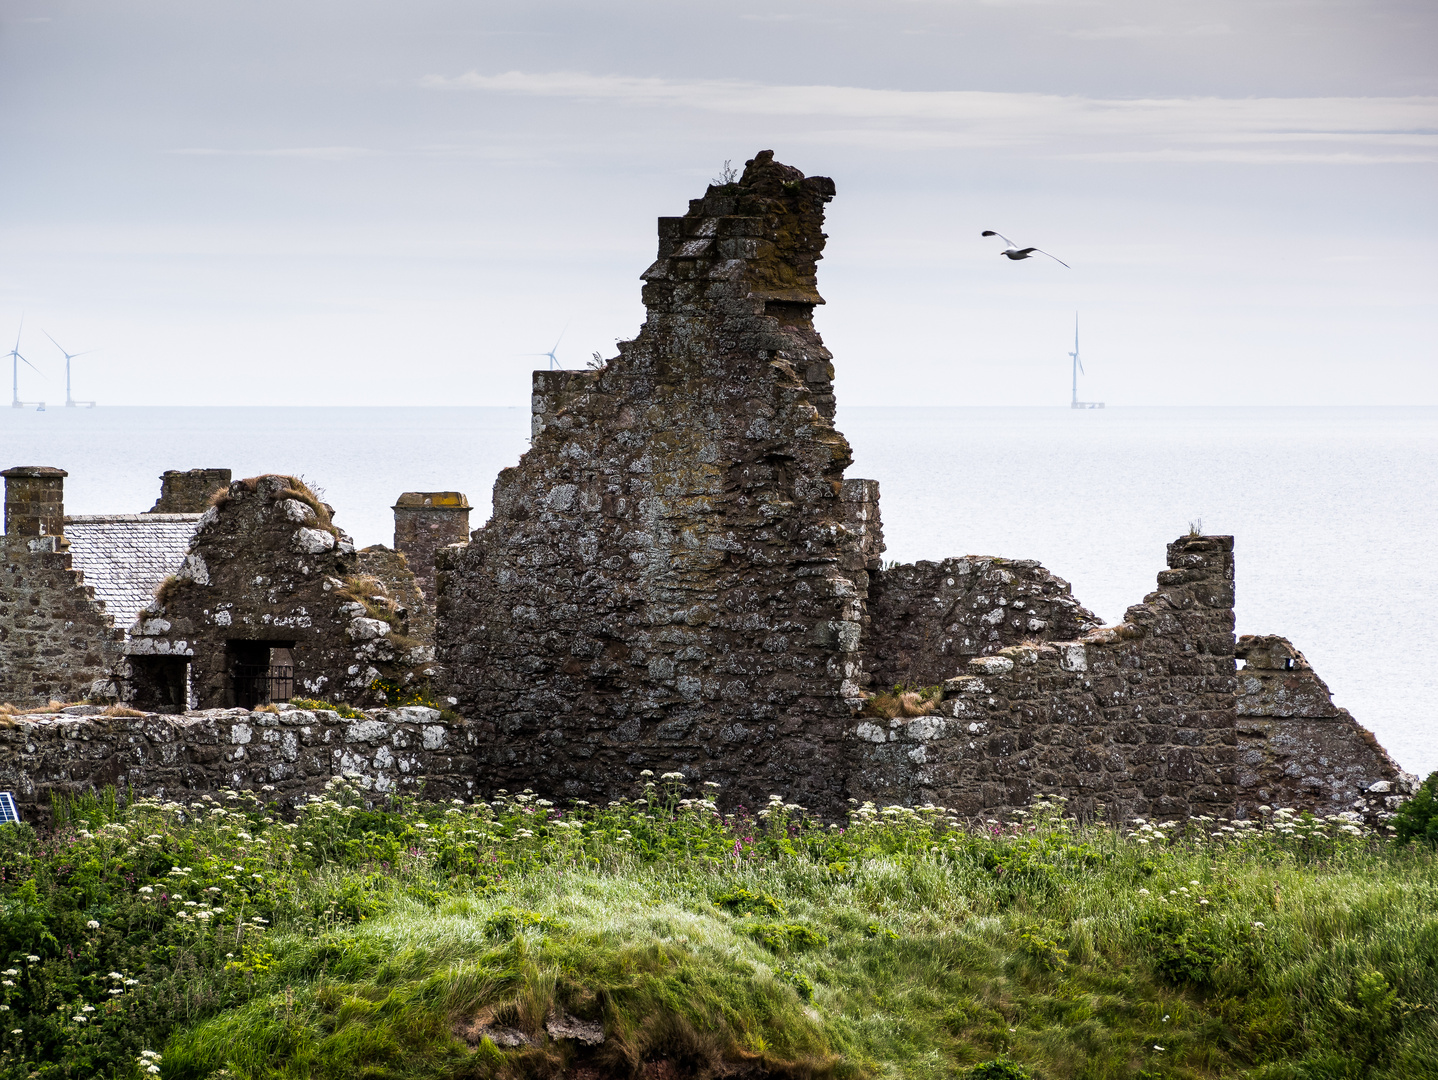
[0,778,1435,1080]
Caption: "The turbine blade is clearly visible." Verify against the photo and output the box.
[20,354,46,378]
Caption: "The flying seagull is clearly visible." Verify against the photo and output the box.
[981,230,1070,268]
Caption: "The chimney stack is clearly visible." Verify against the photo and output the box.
[393,491,471,597]
[147,468,232,513]
[2,466,68,543]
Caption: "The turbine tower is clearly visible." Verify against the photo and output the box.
[1069,312,1104,410]
[1070,313,1082,408]
[43,331,96,407]
[7,320,46,410]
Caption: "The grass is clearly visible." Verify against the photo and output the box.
[860,686,942,719]
[0,782,1435,1080]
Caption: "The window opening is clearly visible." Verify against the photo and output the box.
[228,641,295,708]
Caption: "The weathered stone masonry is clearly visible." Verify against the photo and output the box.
[0,704,476,823]
[1,467,126,706]
[854,535,1241,820]
[129,475,436,710]
[438,151,877,815]
[1234,634,1409,819]
[863,557,1101,690]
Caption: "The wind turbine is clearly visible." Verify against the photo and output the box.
[43,331,96,407]
[1069,313,1082,408]
[1069,312,1104,410]
[521,325,568,371]
[7,319,46,411]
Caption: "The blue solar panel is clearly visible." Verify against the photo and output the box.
[0,793,20,825]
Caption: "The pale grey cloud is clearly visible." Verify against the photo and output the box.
[424,71,1438,163]
[169,147,376,160]
[1066,22,1232,39]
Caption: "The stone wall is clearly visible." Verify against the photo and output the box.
[437,151,876,815]
[1,467,126,707]
[130,475,434,709]
[147,469,231,513]
[0,703,477,824]
[1235,634,1412,819]
[863,557,1100,689]
[851,535,1238,820]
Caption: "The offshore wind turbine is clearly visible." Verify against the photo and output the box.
[7,320,46,410]
[43,331,96,407]
[521,324,569,371]
[1069,313,1104,410]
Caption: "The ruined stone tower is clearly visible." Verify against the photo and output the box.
[438,151,882,813]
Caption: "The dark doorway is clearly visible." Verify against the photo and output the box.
[129,656,191,713]
[227,641,296,708]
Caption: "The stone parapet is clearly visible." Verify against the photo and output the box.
[0,704,479,823]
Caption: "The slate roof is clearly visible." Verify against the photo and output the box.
[63,514,201,635]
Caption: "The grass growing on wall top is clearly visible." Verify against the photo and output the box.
[0,778,1435,1079]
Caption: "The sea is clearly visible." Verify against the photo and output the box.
[3,405,1434,778]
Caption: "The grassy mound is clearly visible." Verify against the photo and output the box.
[0,777,1435,1079]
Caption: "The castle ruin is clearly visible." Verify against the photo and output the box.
[0,152,1416,824]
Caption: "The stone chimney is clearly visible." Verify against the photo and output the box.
[2,466,68,544]
[393,491,471,597]
[147,469,232,513]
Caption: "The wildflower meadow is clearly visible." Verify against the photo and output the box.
[0,767,1435,1080]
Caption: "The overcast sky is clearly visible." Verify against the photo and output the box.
[1,0,1434,407]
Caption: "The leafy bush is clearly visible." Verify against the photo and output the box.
[746,922,828,953]
[1393,771,1438,847]
[969,1058,1032,1080]
[714,888,785,917]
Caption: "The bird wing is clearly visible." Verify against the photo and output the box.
[1033,249,1070,268]
[981,230,1018,248]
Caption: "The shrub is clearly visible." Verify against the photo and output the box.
[970,1059,1033,1080]
[1393,771,1438,847]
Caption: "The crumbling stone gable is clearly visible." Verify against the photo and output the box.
[438,151,880,814]
[0,536,126,706]
[852,535,1238,820]
[132,475,433,709]
[1,467,126,706]
[863,557,1101,689]
[1234,634,1410,819]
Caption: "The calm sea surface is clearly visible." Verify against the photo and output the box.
[4,405,1434,777]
